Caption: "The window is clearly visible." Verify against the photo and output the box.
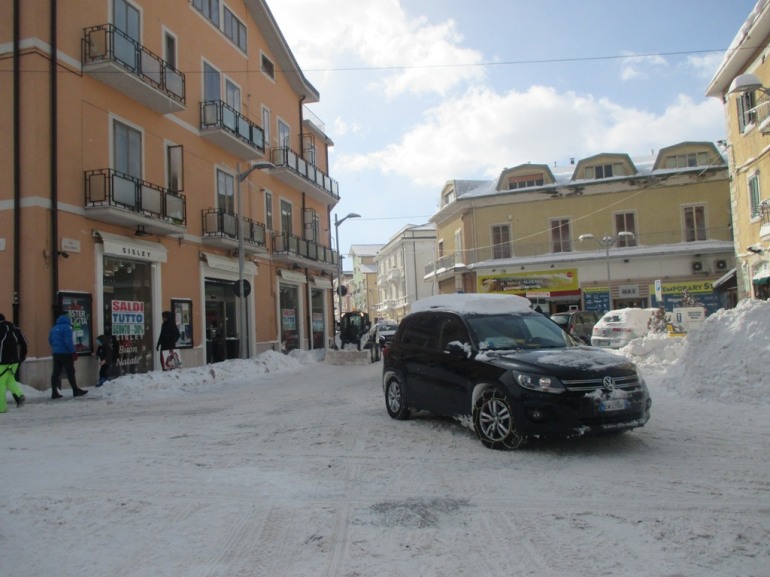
[203,62,220,102]
[454,229,463,264]
[166,144,183,192]
[738,91,756,133]
[507,173,544,190]
[164,31,177,69]
[280,199,293,234]
[304,208,319,242]
[216,169,235,214]
[225,79,240,110]
[442,189,455,207]
[585,163,624,179]
[192,0,220,27]
[113,120,142,178]
[262,106,271,147]
[683,205,707,242]
[114,0,140,40]
[261,53,275,80]
[749,173,761,219]
[614,212,637,246]
[278,119,290,148]
[223,6,247,52]
[264,191,273,230]
[491,224,511,259]
[665,152,710,169]
[550,218,571,253]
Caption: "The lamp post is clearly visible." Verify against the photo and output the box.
[579,231,635,310]
[334,212,361,326]
[235,161,275,359]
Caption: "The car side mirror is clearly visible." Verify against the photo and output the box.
[445,341,470,358]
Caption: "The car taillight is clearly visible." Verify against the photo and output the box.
[382,345,389,359]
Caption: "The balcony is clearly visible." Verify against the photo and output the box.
[270,147,339,205]
[754,93,770,135]
[201,209,267,254]
[760,201,770,239]
[85,169,186,235]
[82,24,185,114]
[272,232,339,273]
[200,101,266,160]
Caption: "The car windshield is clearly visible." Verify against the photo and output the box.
[549,314,569,326]
[466,312,572,351]
[378,321,398,330]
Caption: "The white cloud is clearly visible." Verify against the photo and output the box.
[268,0,485,97]
[619,53,668,81]
[687,52,727,80]
[335,87,726,187]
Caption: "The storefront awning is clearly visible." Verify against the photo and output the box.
[752,268,770,285]
[200,252,257,276]
[278,269,307,283]
[311,276,332,289]
[95,230,167,263]
[713,267,736,290]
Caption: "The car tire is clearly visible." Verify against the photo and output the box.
[385,376,410,420]
[370,345,377,363]
[473,389,526,450]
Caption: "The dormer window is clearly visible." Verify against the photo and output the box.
[585,163,624,179]
[664,152,710,169]
[507,173,544,190]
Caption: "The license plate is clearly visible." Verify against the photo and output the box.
[599,399,627,412]
[594,339,610,347]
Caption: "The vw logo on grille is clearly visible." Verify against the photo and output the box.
[603,376,615,391]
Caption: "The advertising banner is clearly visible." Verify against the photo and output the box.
[477,269,579,295]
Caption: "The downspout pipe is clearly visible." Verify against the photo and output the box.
[12,0,21,325]
[50,0,59,320]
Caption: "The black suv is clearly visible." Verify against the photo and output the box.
[382,294,651,450]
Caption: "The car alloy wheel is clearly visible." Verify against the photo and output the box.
[385,376,410,420]
[473,389,526,450]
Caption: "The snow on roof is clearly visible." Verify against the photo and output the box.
[410,293,532,315]
[350,244,384,256]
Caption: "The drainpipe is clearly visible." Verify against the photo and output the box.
[50,0,59,320]
[12,0,21,325]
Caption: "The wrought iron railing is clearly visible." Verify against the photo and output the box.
[82,24,185,104]
[201,209,266,248]
[273,232,338,266]
[270,146,339,200]
[200,100,265,152]
[85,169,186,225]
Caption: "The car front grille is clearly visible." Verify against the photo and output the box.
[561,374,641,392]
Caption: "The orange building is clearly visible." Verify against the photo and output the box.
[0,0,340,389]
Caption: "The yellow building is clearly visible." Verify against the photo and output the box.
[349,245,383,323]
[1,0,340,388]
[706,1,770,301]
[426,142,734,315]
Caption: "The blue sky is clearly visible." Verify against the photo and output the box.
[268,0,758,257]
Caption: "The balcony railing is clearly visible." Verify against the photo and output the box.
[201,209,267,251]
[760,201,770,238]
[85,169,186,229]
[273,232,339,267]
[270,146,339,202]
[754,92,770,135]
[82,24,185,113]
[200,100,265,159]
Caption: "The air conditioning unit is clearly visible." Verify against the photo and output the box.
[714,259,728,271]
[691,260,704,272]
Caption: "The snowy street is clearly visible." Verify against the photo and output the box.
[2,308,769,577]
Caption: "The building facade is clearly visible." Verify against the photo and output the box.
[374,223,436,321]
[348,245,383,321]
[425,142,734,315]
[706,0,770,301]
[1,0,340,388]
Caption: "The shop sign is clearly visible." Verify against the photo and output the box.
[618,284,639,298]
[477,269,579,295]
[111,300,146,336]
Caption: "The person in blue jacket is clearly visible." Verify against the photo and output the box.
[48,313,87,399]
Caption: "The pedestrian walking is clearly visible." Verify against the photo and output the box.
[94,334,112,387]
[48,313,87,399]
[0,313,28,412]
[156,311,180,371]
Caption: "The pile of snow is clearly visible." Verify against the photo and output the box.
[622,299,770,405]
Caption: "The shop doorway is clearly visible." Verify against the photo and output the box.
[205,279,241,363]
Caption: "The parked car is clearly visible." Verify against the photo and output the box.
[363,319,399,362]
[591,308,658,349]
[549,310,600,344]
[382,294,652,450]
[339,311,370,350]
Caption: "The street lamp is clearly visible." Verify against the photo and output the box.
[579,231,635,310]
[334,212,361,326]
[236,161,275,359]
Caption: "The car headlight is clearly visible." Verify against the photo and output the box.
[514,372,565,394]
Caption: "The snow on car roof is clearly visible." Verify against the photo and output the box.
[411,293,532,315]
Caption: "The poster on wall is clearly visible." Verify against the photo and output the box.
[171,299,193,348]
[583,287,610,314]
[282,308,297,330]
[58,292,92,355]
[477,269,579,294]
